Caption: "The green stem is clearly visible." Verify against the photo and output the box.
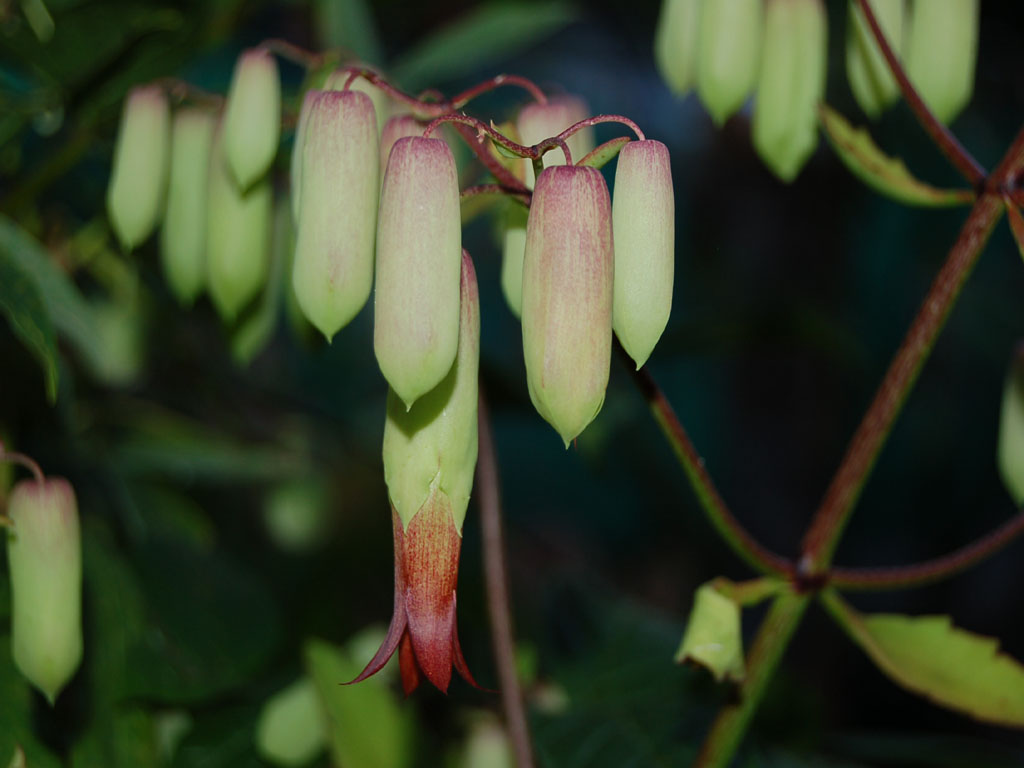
[693,591,809,768]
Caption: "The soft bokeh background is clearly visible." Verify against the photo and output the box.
[2,0,1024,765]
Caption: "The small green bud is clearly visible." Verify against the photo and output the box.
[522,166,613,446]
[88,295,145,386]
[379,114,425,178]
[696,0,764,125]
[161,106,217,305]
[255,677,327,767]
[612,140,675,368]
[324,66,391,134]
[292,90,380,340]
[674,581,744,683]
[654,0,702,96]
[905,0,978,125]
[6,477,82,704]
[516,95,594,188]
[500,203,529,319]
[752,0,827,182]
[290,89,317,225]
[846,0,905,119]
[206,125,273,322]
[998,346,1024,505]
[223,48,281,189]
[106,85,171,251]
[383,251,479,531]
[374,137,462,409]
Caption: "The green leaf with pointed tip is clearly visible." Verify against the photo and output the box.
[577,136,630,170]
[822,589,1024,727]
[0,247,58,401]
[818,104,974,208]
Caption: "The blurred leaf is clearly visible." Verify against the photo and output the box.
[304,636,414,768]
[391,2,578,90]
[577,137,630,170]
[172,704,263,768]
[822,590,1024,727]
[818,105,974,208]
[0,636,62,768]
[254,677,327,767]
[461,188,510,225]
[0,250,57,401]
[70,707,161,768]
[313,0,383,66]
[830,731,1024,768]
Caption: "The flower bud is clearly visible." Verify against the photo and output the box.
[516,95,594,189]
[223,48,281,189]
[290,89,317,224]
[292,90,380,340]
[654,0,702,96]
[379,115,425,179]
[161,106,217,305]
[206,125,272,322]
[383,251,479,531]
[752,0,827,182]
[324,67,390,134]
[6,477,82,704]
[998,345,1024,505]
[106,85,171,251]
[522,165,613,446]
[612,140,674,368]
[696,0,764,125]
[674,582,744,683]
[905,0,978,125]
[500,203,529,319]
[374,137,462,409]
[846,0,905,119]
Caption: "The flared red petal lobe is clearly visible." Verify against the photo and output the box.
[290,89,318,224]
[516,95,594,188]
[655,0,702,96]
[522,165,613,446]
[696,0,763,125]
[161,106,217,305]
[501,203,529,319]
[752,0,828,182]
[324,66,391,133]
[379,115,425,178]
[383,251,479,530]
[223,48,281,189]
[846,0,905,118]
[292,90,380,340]
[107,85,171,251]
[905,0,978,125]
[6,478,82,704]
[612,140,675,368]
[206,125,273,322]
[374,137,462,408]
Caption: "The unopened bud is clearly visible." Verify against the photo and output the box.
[674,582,744,683]
[522,166,613,446]
[6,477,82,704]
[905,0,978,125]
[654,0,702,96]
[374,137,462,409]
[290,90,317,224]
[612,140,674,368]
[846,0,905,119]
[383,251,479,531]
[752,0,827,182]
[696,0,764,125]
[500,203,529,319]
[107,85,171,250]
[379,115,425,178]
[324,67,390,134]
[292,90,379,340]
[223,48,281,189]
[161,106,217,305]
[206,126,273,322]
[516,95,594,188]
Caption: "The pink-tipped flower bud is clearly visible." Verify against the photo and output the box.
[374,137,462,409]
[516,95,594,189]
[223,48,281,190]
[324,66,391,134]
[612,140,675,368]
[379,115,426,179]
[106,85,171,251]
[6,477,82,704]
[522,165,613,446]
[292,90,380,340]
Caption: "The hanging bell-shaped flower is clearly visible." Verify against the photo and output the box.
[654,0,702,96]
[674,581,745,683]
[379,115,425,178]
[292,90,380,340]
[223,48,281,190]
[107,85,171,251]
[752,0,828,182]
[6,477,82,704]
[696,0,764,125]
[522,165,613,446]
[905,0,978,125]
[324,66,392,134]
[374,137,462,409]
[846,0,905,119]
[612,140,675,368]
[516,95,594,189]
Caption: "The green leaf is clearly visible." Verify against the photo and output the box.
[313,0,383,66]
[0,636,62,768]
[391,2,578,90]
[577,137,630,170]
[818,104,974,208]
[0,250,57,401]
[822,589,1024,727]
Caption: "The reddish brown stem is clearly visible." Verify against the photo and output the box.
[461,184,531,207]
[856,0,986,188]
[556,114,646,144]
[450,123,530,193]
[261,39,326,70]
[0,443,45,484]
[451,74,547,109]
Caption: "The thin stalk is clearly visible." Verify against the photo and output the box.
[476,393,535,768]
[617,343,794,577]
[556,114,646,144]
[0,443,45,484]
[461,184,531,208]
[451,74,547,109]
[261,39,326,70]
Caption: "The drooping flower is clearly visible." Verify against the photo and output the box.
[904,0,979,125]
[846,0,905,119]
[222,47,281,189]
[696,0,763,125]
[654,0,702,96]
